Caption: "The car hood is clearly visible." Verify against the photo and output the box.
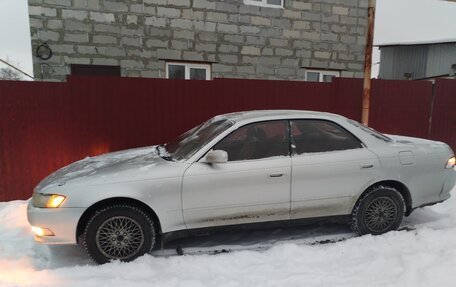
[36,145,171,192]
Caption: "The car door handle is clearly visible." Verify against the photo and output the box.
[361,164,374,169]
[269,173,284,178]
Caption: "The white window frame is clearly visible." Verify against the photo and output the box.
[166,62,211,80]
[243,0,284,9]
[304,69,341,82]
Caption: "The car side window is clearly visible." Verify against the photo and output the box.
[291,120,362,154]
[213,120,289,161]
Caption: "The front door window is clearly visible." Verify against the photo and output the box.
[213,120,289,161]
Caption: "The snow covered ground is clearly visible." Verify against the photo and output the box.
[1,187,456,287]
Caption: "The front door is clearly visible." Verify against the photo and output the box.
[182,120,292,229]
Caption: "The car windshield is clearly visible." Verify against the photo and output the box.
[348,119,392,142]
[165,117,234,161]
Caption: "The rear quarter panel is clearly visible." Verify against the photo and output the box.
[371,140,453,208]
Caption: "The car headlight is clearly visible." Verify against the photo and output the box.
[32,193,66,208]
[446,156,455,169]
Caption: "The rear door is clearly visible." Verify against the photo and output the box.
[290,119,381,219]
[182,120,292,229]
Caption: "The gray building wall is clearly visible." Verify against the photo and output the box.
[28,0,369,81]
[379,42,456,80]
[426,42,456,79]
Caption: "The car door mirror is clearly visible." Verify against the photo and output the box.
[206,150,228,164]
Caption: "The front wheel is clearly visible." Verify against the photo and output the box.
[81,205,156,264]
[351,186,405,235]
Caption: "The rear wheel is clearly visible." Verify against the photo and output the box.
[351,186,405,235]
[81,205,156,264]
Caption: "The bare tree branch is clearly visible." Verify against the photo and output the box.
[0,58,26,80]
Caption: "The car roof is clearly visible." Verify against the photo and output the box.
[217,110,345,124]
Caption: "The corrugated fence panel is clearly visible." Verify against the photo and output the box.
[1,76,455,201]
[2,76,360,201]
[430,79,456,151]
[211,78,335,113]
[0,80,69,200]
[370,79,433,138]
[330,77,363,121]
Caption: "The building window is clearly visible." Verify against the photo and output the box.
[70,64,121,76]
[305,69,340,82]
[166,62,211,80]
[243,0,283,8]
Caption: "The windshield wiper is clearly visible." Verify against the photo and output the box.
[161,155,173,161]
[156,144,173,161]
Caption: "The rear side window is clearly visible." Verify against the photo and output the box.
[213,120,289,161]
[291,120,362,154]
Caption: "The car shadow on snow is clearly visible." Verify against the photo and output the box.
[153,221,354,256]
[41,204,450,267]
[40,221,352,268]
[158,202,454,256]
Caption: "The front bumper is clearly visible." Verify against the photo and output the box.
[440,168,456,201]
[27,201,86,244]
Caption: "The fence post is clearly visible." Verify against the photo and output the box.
[361,0,376,126]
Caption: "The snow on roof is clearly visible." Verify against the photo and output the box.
[221,110,340,123]
[376,38,456,47]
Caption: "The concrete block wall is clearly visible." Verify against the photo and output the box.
[28,0,368,81]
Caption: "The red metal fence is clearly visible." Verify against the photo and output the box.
[0,77,454,201]
[370,79,433,139]
[429,79,456,149]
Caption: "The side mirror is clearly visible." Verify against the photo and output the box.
[206,150,228,164]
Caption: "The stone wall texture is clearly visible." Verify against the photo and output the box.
[28,0,369,81]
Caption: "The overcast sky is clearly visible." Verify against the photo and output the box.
[0,0,455,79]
[0,0,32,77]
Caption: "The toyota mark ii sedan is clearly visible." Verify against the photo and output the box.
[28,110,456,264]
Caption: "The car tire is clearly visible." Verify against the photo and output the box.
[351,185,405,235]
[81,204,156,264]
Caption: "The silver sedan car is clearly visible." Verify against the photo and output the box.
[28,110,456,264]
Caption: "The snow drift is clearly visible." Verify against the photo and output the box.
[1,187,455,287]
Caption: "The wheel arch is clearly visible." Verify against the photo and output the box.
[75,197,162,244]
[357,180,413,216]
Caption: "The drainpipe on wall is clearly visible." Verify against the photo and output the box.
[361,0,376,126]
